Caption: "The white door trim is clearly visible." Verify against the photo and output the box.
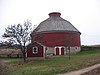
[54,46,65,55]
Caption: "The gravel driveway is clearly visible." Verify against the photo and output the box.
[59,63,100,75]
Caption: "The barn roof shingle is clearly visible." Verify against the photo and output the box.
[33,12,80,33]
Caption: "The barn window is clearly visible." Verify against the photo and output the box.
[32,47,38,54]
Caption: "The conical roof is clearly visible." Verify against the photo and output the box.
[34,12,80,33]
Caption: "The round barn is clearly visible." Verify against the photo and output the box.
[27,12,81,57]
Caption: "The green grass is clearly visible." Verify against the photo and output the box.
[1,50,100,75]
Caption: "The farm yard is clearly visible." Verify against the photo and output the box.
[1,0,100,75]
[0,50,100,75]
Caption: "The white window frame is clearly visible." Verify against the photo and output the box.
[32,47,38,54]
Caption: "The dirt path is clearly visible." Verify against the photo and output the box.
[59,63,100,75]
[0,60,10,75]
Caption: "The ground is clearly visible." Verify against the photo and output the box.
[59,63,100,75]
[0,50,100,75]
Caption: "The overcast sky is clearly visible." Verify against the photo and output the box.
[0,0,100,45]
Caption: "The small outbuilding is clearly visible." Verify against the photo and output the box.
[27,41,45,57]
[27,12,81,57]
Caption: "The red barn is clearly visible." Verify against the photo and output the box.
[27,12,81,57]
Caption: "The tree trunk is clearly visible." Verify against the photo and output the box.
[23,52,26,62]
[21,47,26,62]
[68,46,70,60]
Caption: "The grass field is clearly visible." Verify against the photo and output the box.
[0,50,100,75]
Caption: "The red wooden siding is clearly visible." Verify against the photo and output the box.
[33,32,81,47]
[27,42,43,57]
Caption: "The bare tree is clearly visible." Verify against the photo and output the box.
[0,40,13,48]
[64,35,73,59]
[2,20,32,62]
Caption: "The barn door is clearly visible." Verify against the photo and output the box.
[56,48,59,55]
[61,47,64,55]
